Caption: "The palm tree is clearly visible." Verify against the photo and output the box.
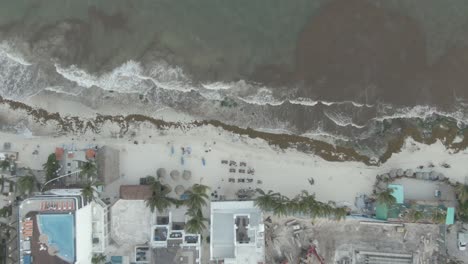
[407,209,424,223]
[81,181,102,203]
[431,210,446,224]
[16,174,36,195]
[333,207,348,221]
[80,161,97,180]
[184,184,209,210]
[272,196,289,217]
[43,153,59,181]
[375,188,396,207]
[185,208,208,234]
[254,189,280,212]
[0,159,10,171]
[91,254,106,264]
[455,184,468,203]
[146,180,177,213]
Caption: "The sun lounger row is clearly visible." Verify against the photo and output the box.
[40,201,74,211]
[221,160,248,167]
[228,168,255,174]
[22,220,33,237]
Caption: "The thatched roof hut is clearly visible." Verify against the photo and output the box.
[170,170,180,181]
[157,168,167,180]
[175,185,185,195]
[182,170,192,181]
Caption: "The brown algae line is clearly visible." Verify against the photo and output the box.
[1,96,467,166]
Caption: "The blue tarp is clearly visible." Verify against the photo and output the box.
[111,256,123,264]
[388,184,404,204]
[23,255,31,264]
[446,207,455,225]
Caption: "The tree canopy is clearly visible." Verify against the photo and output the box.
[43,153,60,181]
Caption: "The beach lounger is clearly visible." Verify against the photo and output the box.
[58,202,62,210]
[229,168,236,173]
[229,161,237,166]
[240,162,247,167]
[239,169,245,173]
[221,160,228,164]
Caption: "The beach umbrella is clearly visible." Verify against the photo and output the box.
[430,171,438,181]
[404,169,413,177]
[422,172,429,180]
[170,170,180,181]
[415,172,423,179]
[175,185,185,195]
[157,168,167,180]
[396,169,404,176]
[182,170,192,181]
[389,170,397,179]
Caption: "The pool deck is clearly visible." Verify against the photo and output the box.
[28,212,71,264]
[19,197,77,264]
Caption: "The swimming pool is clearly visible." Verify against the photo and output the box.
[37,214,75,263]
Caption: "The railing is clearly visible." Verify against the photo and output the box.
[40,170,82,192]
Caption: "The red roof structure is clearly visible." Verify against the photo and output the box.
[86,149,96,160]
[120,185,152,200]
[55,148,64,161]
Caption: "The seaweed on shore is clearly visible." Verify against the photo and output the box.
[0,96,467,166]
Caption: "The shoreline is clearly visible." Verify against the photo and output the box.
[0,96,467,167]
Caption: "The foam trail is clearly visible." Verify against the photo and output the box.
[323,111,366,129]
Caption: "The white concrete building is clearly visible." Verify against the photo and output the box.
[210,201,265,264]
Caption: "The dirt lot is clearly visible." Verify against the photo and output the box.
[264,216,443,264]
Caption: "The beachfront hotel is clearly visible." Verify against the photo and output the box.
[210,201,265,264]
[18,189,108,264]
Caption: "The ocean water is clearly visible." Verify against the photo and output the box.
[1,0,468,155]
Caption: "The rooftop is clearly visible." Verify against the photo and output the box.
[210,201,265,264]
[119,185,152,200]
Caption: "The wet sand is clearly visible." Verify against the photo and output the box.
[2,96,468,167]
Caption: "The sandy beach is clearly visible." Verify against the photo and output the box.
[2,117,468,206]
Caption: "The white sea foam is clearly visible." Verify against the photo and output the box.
[323,110,366,129]
[55,60,193,94]
[373,105,468,125]
[0,42,32,66]
[201,82,234,90]
[44,86,82,96]
[289,97,319,106]
[237,88,284,106]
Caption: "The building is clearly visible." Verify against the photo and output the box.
[107,186,201,264]
[96,146,120,185]
[18,189,109,264]
[210,201,265,264]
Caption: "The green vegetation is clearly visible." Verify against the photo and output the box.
[185,208,208,234]
[431,209,447,224]
[0,205,12,217]
[145,180,177,213]
[455,183,468,204]
[375,188,396,207]
[255,189,348,220]
[91,254,107,264]
[0,159,9,171]
[184,184,209,234]
[406,209,424,223]
[16,171,36,195]
[43,153,60,181]
[80,161,97,180]
[81,181,102,203]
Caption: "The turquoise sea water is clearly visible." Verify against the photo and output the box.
[38,214,75,263]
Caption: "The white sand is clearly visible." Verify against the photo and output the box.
[2,121,468,207]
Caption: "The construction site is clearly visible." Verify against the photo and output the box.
[264,217,443,264]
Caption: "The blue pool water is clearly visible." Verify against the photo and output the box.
[37,214,75,263]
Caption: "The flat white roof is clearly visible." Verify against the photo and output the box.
[210,201,264,264]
